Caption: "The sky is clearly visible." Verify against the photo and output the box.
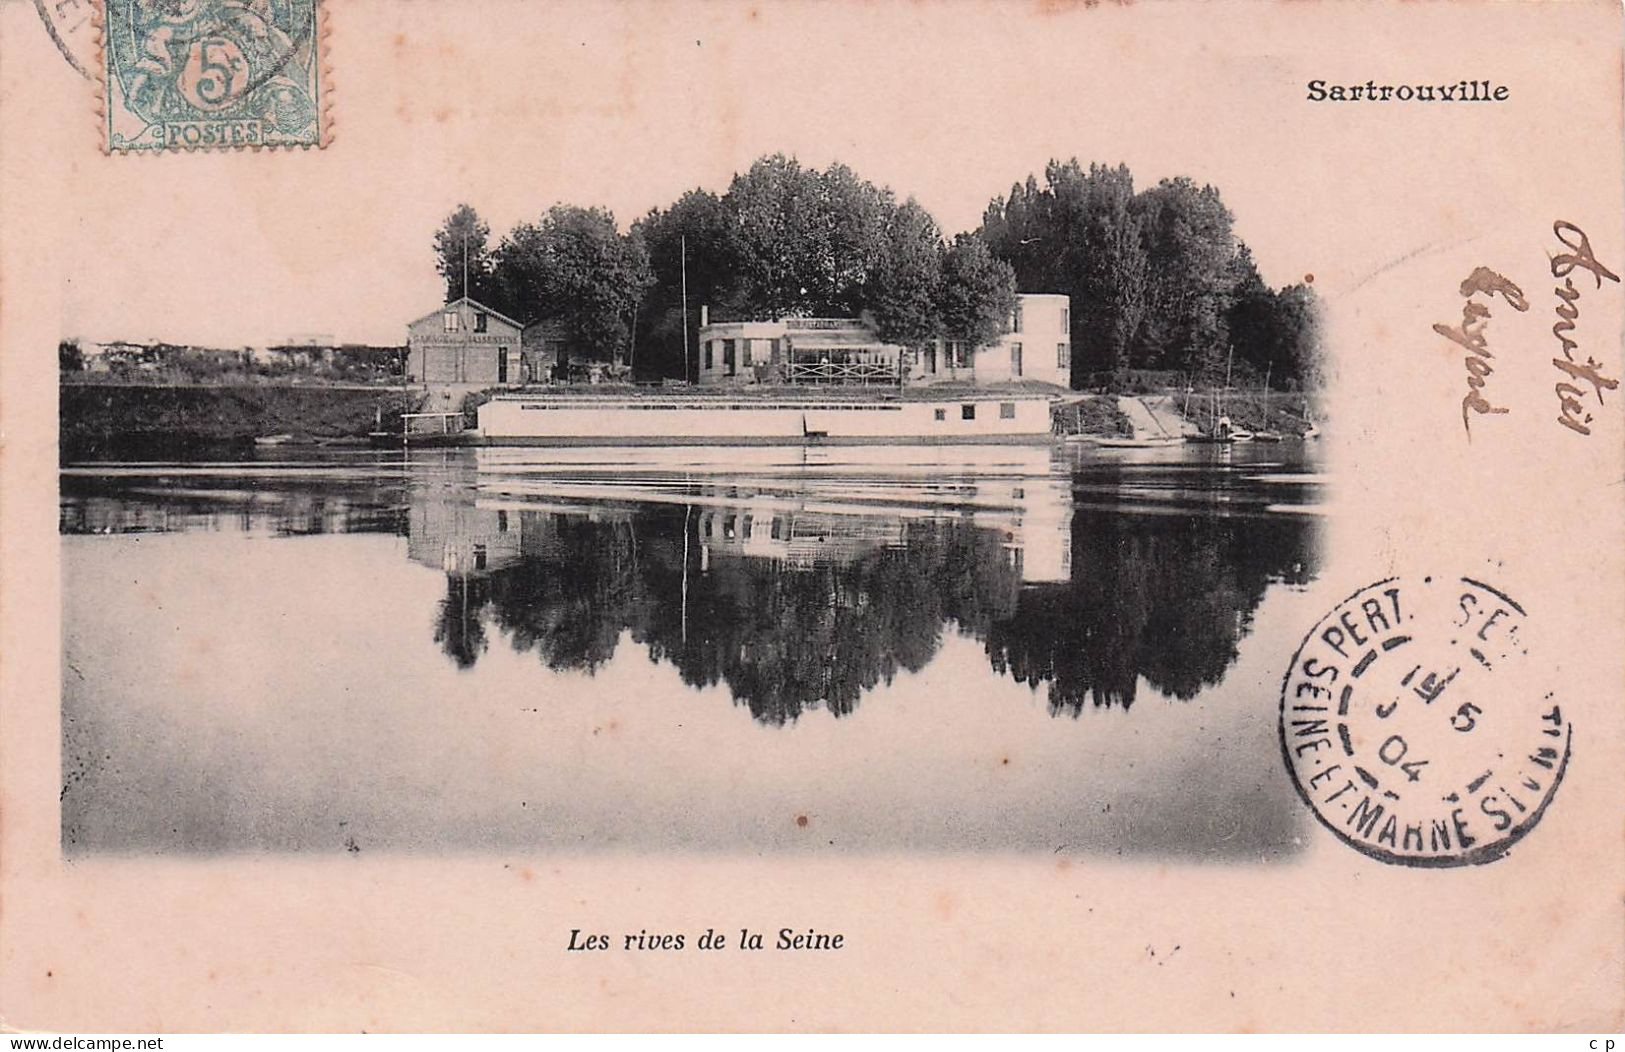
[20,0,1557,347]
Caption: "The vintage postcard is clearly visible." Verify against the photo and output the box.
[1,0,1621,1034]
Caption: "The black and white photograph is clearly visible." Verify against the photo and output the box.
[59,152,1328,858]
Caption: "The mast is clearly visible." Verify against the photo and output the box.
[629,301,638,371]
[681,503,692,643]
[680,234,691,383]
[460,230,470,383]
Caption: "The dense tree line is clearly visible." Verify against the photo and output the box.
[431,155,1320,387]
[432,156,1016,378]
[980,160,1322,388]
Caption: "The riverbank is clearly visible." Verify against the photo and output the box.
[60,382,422,459]
[60,380,1322,457]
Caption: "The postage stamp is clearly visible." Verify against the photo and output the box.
[99,0,327,152]
[1279,576,1572,867]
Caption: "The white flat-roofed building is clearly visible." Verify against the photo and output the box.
[694,293,1071,389]
[914,292,1071,389]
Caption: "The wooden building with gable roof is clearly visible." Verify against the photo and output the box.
[406,296,526,388]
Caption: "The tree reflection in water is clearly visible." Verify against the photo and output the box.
[429,493,1319,723]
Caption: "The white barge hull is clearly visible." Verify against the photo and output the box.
[476,396,1056,445]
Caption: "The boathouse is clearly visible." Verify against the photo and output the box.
[693,293,1071,389]
[406,297,525,390]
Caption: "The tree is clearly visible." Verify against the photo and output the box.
[1047,161,1147,380]
[1128,177,1237,380]
[981,174,1061,294]
[865,199,944,349]
[718,155,909,321]
[817,162,892,315]
[59,339,84,373]
[980,161,1151,383]
[491,205,653,365]
[1226,247,1324,389]
[1225,243,1277,381]
[939,233,1016,350]
[980,162,1310,387]
[632,189,746,380]
[432,204,494,303]
[1275,283,1324,389]
[723,154,833,318]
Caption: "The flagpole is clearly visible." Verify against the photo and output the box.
[680,233,690,384]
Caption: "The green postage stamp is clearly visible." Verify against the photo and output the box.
[100,0,327,152]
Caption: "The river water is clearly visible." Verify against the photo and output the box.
[60,443,1325,858]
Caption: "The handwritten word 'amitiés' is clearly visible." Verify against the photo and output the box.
[1548,221,1619,436]
[1432,221,1619,438]
[1433,267,1528,437]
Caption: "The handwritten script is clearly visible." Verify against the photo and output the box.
[1432,221,1619,438]
[1434,267,1528,436]
[1547,221,1619,436]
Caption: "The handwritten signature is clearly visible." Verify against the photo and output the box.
[1434,267,1528,436]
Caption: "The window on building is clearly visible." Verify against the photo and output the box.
[962,404,976,420]
[934,408,946,421]
[1000,402,1016,419]
[473,544,487,571]
[1012,305,1023,333]
[1060,306,1070,330]
[497,347,508,383]
[1057,342,1069,369]
[443,312,459,332]
[1010,342,1023,377]
[924,345,937,374]
[475,312,489,333]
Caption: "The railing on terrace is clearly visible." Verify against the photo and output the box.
[786,360,900,385]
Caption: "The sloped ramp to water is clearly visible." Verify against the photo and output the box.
[1117,395,1201,438]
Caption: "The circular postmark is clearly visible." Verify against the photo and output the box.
[1279,576,1571,867]
[34,0,97,79]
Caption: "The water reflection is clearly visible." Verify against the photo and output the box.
[60,444,1324,858]
[61,446,1323,724]
[409,448,1317,722]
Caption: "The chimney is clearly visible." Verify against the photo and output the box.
[700,304,709,328]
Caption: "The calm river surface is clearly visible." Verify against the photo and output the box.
[60,443,1325,858]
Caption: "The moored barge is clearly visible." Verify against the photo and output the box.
[472,387,1061,446]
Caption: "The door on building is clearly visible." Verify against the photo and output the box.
[498,347,508,383]
[1010,342,1023,377]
